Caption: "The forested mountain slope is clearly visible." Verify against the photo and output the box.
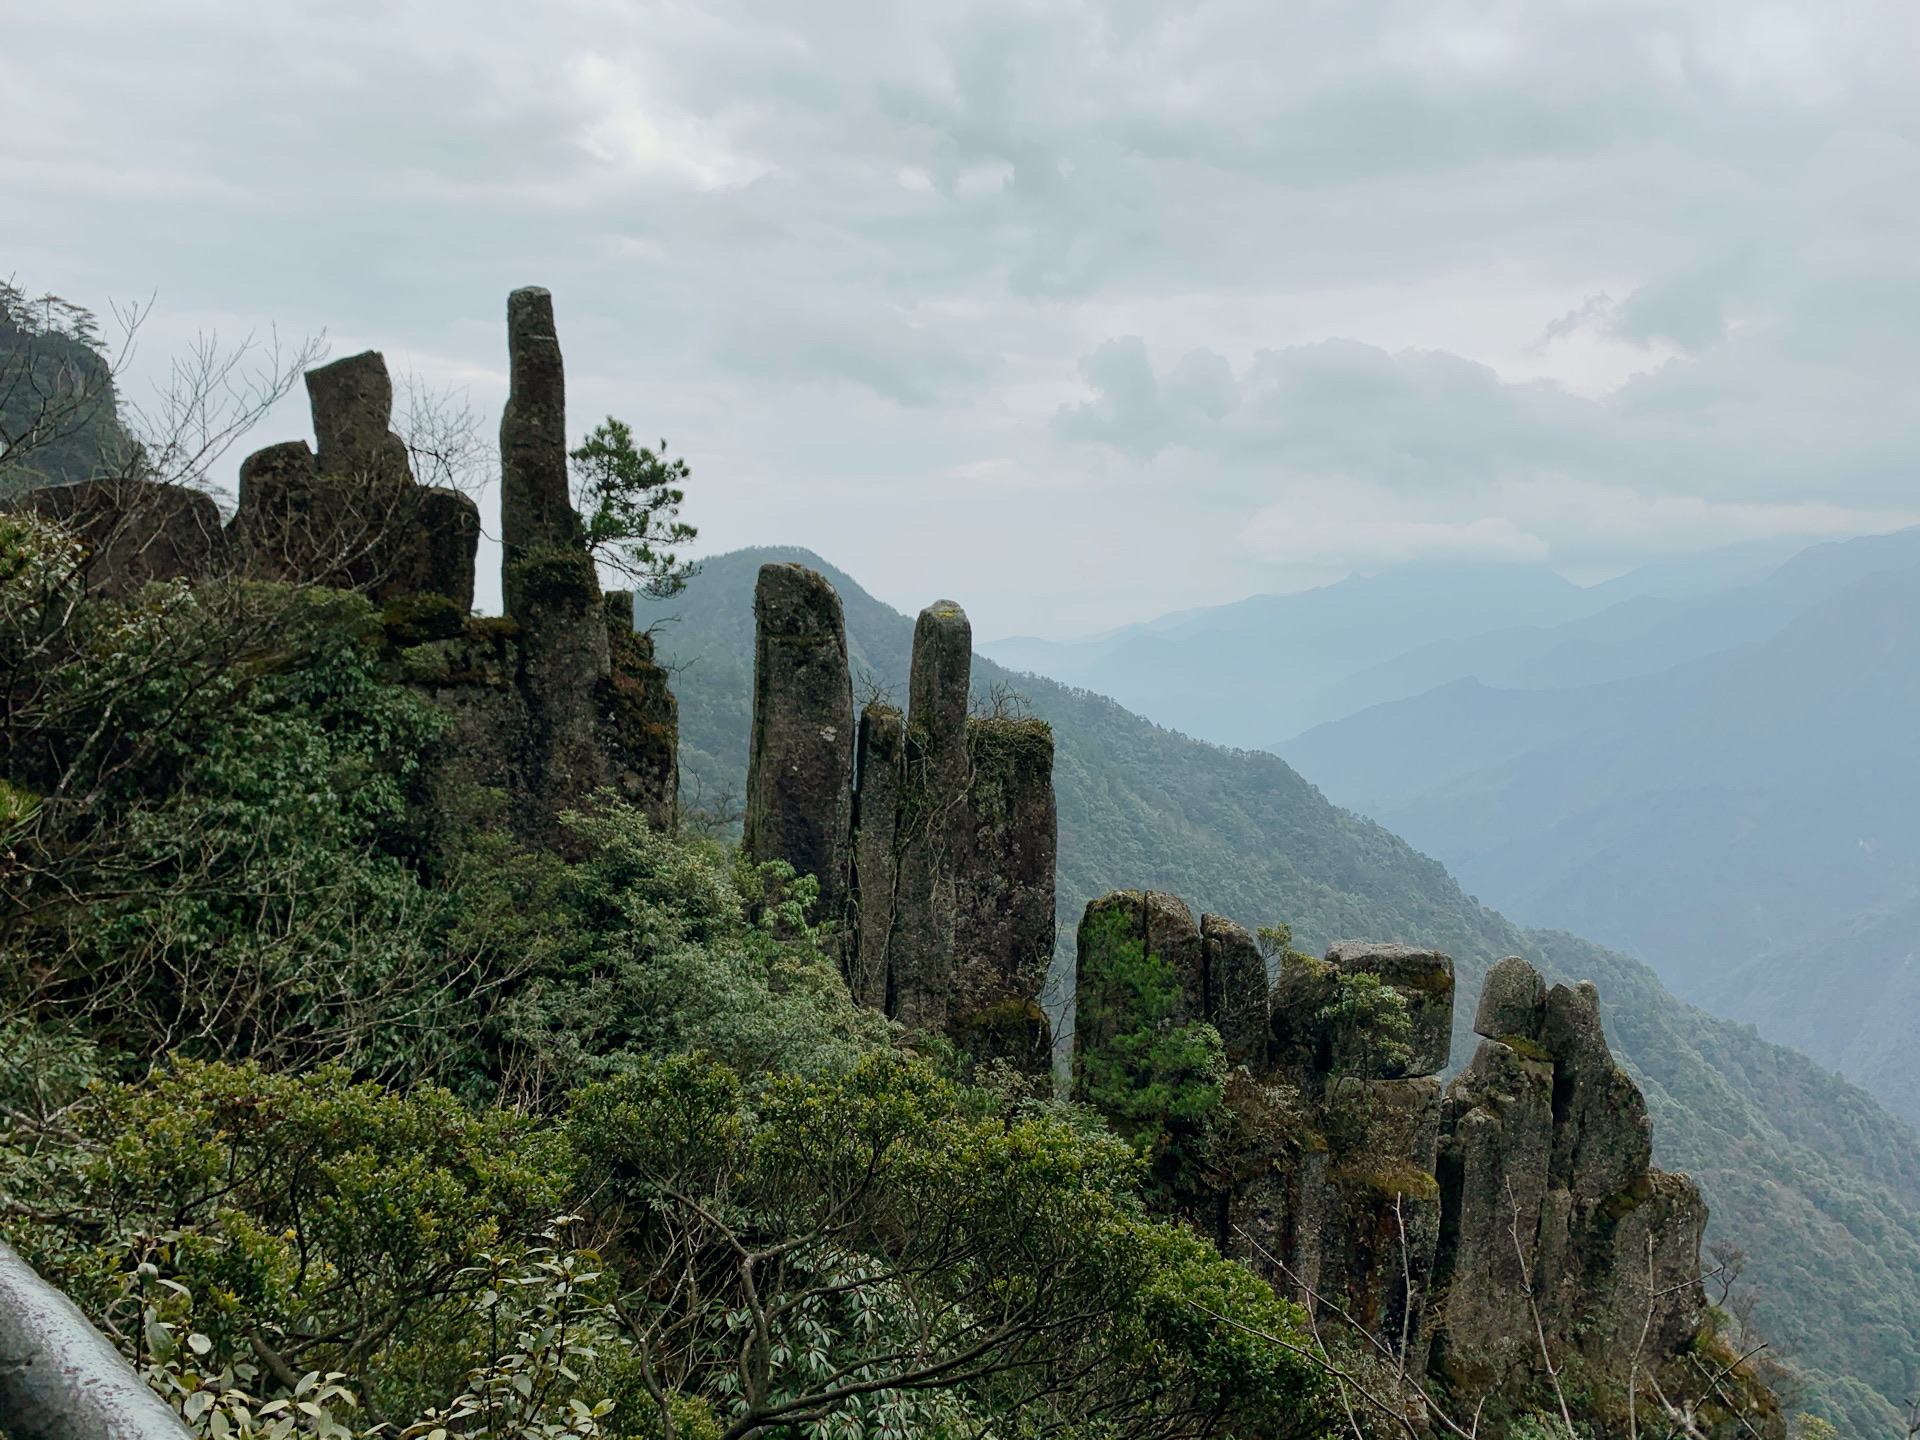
[1281,561,1920,1126]
[1277,526,1920,740]
[979,562,1606,747]
[642,545,1920,1439]
[0,283,127,494]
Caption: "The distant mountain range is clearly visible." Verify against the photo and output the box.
[979,537,1815,745]
[1275,531,1920,1129]
[642,545,1920,1438]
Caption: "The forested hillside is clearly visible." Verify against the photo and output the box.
[0,281,127,494]
[1282,557,1920,1127]
[642,545,1920,1439]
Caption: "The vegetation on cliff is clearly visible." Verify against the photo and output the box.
[638,545,1920,1440]
[0,502,1326,1437]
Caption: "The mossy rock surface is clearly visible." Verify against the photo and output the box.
[507,547,599,613]
[381,591,466,646]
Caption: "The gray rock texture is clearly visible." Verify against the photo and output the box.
[949,714,1057,1076]
[11,477,224,597]
[603,593,679,829]
[307,350,411,486]
[31,290,674,847]
[850,703,905,1010]
[744,563,854,940]
[1072,902,1748,1434]
[1325,941,1454,1077]
[234,351,478,608]
[1202,914,1269,1066]
[1474,954,1548,1043]
[888,600,976,1035]
[727,573,1056,1072]
[499,287,579,577]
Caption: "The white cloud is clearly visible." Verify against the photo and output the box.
[8,0,1920,635]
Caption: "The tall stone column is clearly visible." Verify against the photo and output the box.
[1434,957,1556,1405]
[743,564,854,939]
[889,600,973,1034]
[850,702,906,1009]
[500,286,581,589]
[1070,889,1204,1102]
[949,713,1057,1076]
[234,349,477,607]
[1202,915,1269,1067]
[495,288,611,842]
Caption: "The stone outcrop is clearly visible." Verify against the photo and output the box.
[12,292,677,840]
[236,350,479,609]
[1071,896,1776,1435]
[742,572,1058,1075]
[390,290,677,841]
[14,476,225,598]
[744,564,854,933]
[499,287,579,572]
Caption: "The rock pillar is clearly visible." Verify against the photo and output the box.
[603,591,680,831]
[494,291,613,841]
[233,350,478,608]
[850,703,905,1010]
[889,600,973,1033]
[743,563,854,938]
[500,287,580,588]
[1203,915,1269,1066]
[1434,959,1713,1426]
[307,350,411,486]
[949,714,1057,1076]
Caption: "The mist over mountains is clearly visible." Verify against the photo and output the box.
[987,520,1920,1130]
[1275,531,1920,1126]
[980,535,1818,746]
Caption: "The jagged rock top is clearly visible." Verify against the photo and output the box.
[1475,954,1547,1042]
[1323,942,1454,1077]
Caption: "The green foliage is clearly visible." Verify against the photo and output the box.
[474,808,891,1100]
[2,1044,1327,1440]
[0,521,477,1077]
[1074,908,1229,1186]
[0,510,1328,1436]
[568,1048,1325,1440]
[4,1059,569,1425]
[1313,970,1413,1080]
[0,280,130,493]
[568,418,697,600]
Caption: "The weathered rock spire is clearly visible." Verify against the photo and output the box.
[306,350,411,485]
[500,286,579,579]
[1069,905,1766,1433]
[733,571,1056,1075]
[744,564,855,936]
[887,600,974,1032]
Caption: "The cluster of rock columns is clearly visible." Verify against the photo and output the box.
[743,564,1056,1074]
[16,287,682,841]
[1071,890,1727,1428]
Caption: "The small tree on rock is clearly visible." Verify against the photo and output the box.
[569,417,697,599]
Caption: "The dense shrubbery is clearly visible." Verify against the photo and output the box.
[0,508,1330,1438]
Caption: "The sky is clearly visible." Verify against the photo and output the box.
[7,0,1920,637]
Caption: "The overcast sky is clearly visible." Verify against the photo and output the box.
[7,0,1920,636]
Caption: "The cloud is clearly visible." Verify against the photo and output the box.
[9,0,1920,635]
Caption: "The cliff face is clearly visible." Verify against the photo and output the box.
[1072,890,1776,1436]
[11,290,679,840]
[743,565,1057,1076]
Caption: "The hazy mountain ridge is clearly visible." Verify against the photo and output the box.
[642,545,1920,1438]
[1277,526,1920,741]
[981,562,1611,747]
[1281,558,1920,1125]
